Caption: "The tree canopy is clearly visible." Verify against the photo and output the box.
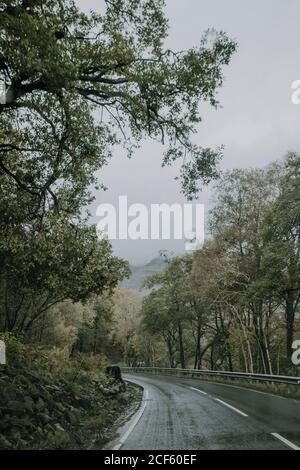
[1,0,236,201]
[0,0,237,334]
[139,155,300,373]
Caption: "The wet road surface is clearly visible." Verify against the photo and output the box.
[115,374,300,450]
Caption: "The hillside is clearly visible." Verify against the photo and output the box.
[121,258,165,292]
[0,336,141,450]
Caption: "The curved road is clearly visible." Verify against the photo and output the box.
[113,374,300,450]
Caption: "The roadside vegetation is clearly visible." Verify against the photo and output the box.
[0,333,142,449]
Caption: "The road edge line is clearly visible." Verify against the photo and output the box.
[112,386,148,450]
[189,386,207,396]
[271,433,300,451]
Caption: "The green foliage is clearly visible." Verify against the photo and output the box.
[0,0,236,200]
[0,0,235,337]
[104,288,143,365]
[0,213,130,332]
[0,332,25,365]
[140,155,300,374]
[142,255,193,368]
[0,335,140,450]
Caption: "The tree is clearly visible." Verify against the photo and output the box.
[139,157,300,374]
[209,166,282,373]
[262,153,300,361]
[0,0,237,343]
[72,293,114,355]
[141,287,179,368]
[0,208,129,332]
[144,255,192,368]
[1,0,236,200]
[190,241,230,370]
[110,288,142,365]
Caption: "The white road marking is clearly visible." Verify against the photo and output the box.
[189,386,207,396]
[271,433,300,450]
[214,398,248,417]
[113,389,149,450]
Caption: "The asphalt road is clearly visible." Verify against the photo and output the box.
[113,373,300,450]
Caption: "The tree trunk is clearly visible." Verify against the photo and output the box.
[286,291,295,360]
[166,336,175,368]
[226,341,233,371]
[178,320,185,369]
[193,316,201,370]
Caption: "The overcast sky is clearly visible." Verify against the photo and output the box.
[77,0,300,265]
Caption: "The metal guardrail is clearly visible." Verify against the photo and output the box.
[122,366,300,386]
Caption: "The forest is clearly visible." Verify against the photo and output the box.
[10,153,298,378]
[0,0,299,451]
[136,155,300,375]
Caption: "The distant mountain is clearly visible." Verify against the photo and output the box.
[121,257,165,292]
